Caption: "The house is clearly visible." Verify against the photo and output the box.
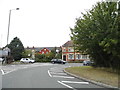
[25,47,61,54]
[62,40,89,62]
[39,48,51,54]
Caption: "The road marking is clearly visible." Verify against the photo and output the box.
[0,69,4,75]
[61,81,89,84]
[48,70,52,77]
[50,72,67,75]
[52,75,74,79]
[57,81,76,90]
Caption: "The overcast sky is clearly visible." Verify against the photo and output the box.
[0,0,103,48]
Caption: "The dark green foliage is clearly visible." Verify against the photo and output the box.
[35,47,62,62]
[35,53,52,62]
[71,2,120,70]
[22,49,32,58]
[8,37,24,60]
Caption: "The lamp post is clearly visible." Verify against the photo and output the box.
[7,8,19,45]
[5,8,19,64]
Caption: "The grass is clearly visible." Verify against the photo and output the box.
[65,66,119,87]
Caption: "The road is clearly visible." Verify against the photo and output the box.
[1,63,111,90]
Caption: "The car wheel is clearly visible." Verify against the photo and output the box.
[52,62,55,64]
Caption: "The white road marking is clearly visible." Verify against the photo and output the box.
[61,81,89,84]
[1,69,4,75]
[57,81,76,90]
[52,75,74,79]
[50,72,67,75]
[48,70,52,77]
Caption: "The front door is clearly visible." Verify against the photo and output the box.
[63,55,66,61]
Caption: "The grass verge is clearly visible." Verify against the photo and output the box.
[65,66,119,87]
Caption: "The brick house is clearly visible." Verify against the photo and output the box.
[39,48,51,54]
[62,40,89,61]
[26,47,61,54]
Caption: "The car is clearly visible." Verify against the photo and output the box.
[20,58,35,63]
[0,58,4,62]
[83,60,93,66]
[51,59,67,64]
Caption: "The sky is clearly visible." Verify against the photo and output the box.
[0,0,103,48]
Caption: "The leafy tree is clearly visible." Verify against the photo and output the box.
[22,49,32,58]
[71,2,119,70]
[8,37,24,60]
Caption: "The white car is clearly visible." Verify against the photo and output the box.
[0,58,4,62]
[20,58,35,63]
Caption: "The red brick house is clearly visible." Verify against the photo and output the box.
[39,48,51,54]
[62,40,89,61]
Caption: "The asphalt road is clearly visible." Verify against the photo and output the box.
[2,63,111,90]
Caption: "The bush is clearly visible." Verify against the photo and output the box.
[35,58,51,62]
[35,53,51,62]
[68,60,84,63]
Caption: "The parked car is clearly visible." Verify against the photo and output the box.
[0,58,4,62]
[20,58,35,63]
[83,60,93,66]
[51,59,67,64]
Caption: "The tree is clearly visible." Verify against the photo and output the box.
[8,37,24,60]
[22,49,32,58]
[70,2,119,70]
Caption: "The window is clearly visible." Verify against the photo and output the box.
[68,54,74,59]
[68,49,71,52]
[68,47,74,52]
[63,48,66,52]
[82,55,88,59]
[76,54,81,60]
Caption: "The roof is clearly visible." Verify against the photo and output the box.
[25,47,61,51]
[62,40,73,47]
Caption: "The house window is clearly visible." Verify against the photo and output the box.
[42,52,44,54]
[68,47,74,52]
[76,54,81,60]
[63,48,66,52]
[68,49,71,52]
[82,55,88,59]
[68,54,74,59]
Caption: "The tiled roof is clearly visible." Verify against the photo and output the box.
[25,47,61,51]
[62,40,73,47]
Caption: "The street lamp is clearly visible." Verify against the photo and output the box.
[7,8,19,45]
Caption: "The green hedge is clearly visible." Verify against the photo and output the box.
[35,58,51,62]
[68,60,83,63]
